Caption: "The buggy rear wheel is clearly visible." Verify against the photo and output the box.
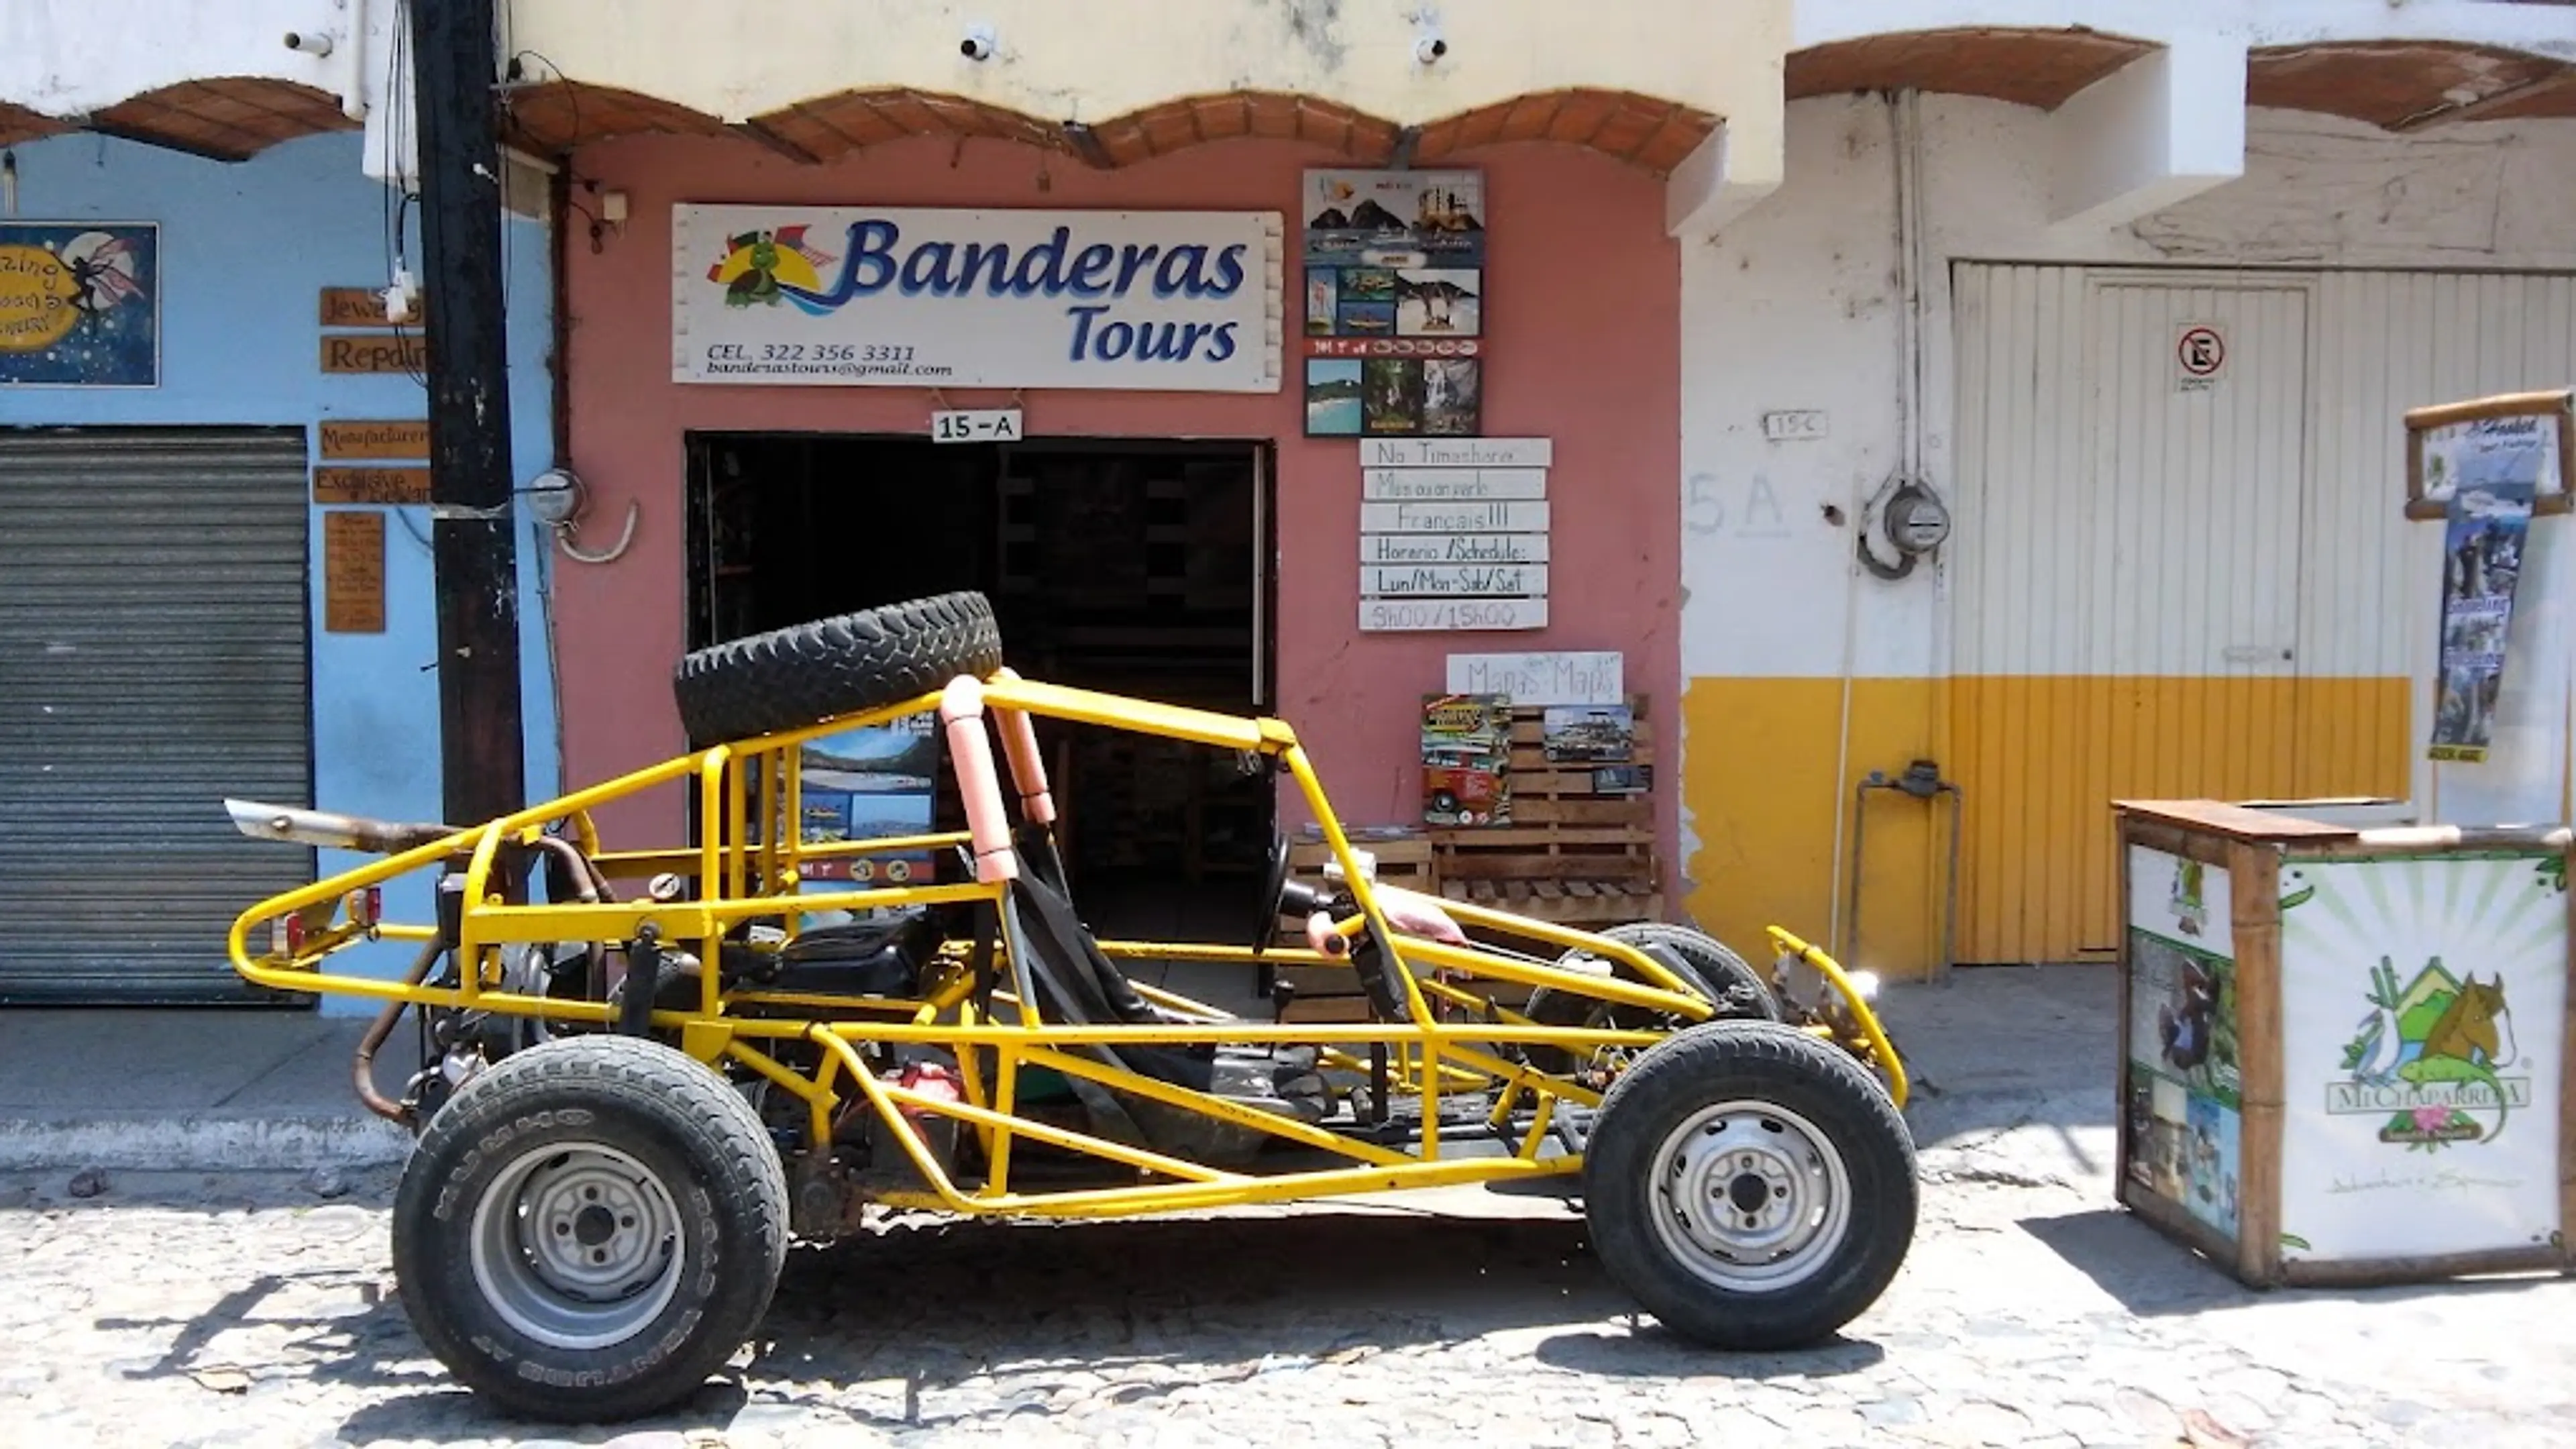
[390,1035,789,1423]
[1582,1020,1915,1350]
[1521,922,1778,1075]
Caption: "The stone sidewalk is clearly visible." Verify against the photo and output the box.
[4,965,2573,1447]
[0,1007,412,1171]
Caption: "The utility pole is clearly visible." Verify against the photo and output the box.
[411,0,527,828]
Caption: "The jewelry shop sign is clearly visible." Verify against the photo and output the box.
[672,204,1283,392]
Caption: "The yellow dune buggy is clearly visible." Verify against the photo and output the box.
[225,590,1916,1424]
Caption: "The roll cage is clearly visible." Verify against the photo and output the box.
[227,665,1903,1220]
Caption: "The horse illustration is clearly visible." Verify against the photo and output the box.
[2422,973,2515,1069]
[2398,971,2517,1140]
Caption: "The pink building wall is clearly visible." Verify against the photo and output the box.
[556,132,1682,885]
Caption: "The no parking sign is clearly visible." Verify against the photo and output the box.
[2176,323,2226,392]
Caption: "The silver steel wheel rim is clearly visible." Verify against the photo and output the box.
[1648,1099,1853,1293]
[468,1141,685,1351]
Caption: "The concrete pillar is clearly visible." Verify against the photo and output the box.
[1666,105,1787,239]
[2047,33,2249,233]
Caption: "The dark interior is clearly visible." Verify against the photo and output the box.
[684,431,1275,941]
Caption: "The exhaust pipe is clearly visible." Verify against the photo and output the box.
[224,798,464,855]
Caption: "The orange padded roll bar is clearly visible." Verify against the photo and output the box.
[939,678,1019,884]
[988,667,1057,826]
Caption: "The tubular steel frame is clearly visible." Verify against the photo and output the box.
[229,670,1904,1221]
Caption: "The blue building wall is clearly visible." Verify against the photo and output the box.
[0,129,561,1014]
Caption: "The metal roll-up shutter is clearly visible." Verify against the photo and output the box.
[0,427,315,1004]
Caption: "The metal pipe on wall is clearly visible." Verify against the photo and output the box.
[1847,761,1962,986]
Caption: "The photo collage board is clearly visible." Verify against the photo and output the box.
[1301,169,1485,438]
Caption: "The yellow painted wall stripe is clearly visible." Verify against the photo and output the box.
[1681,674,2410,981]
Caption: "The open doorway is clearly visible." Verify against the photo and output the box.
[684,432,1275,941]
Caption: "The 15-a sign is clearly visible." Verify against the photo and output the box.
[673,205,1283,392]
[931,408,1022,443]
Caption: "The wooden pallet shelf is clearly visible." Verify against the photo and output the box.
[1429,696,1660,926]
[1267,698,1666,1015]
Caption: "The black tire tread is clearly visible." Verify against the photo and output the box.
[673,590,1004,747]
[1522,922,1778,1075]
[391,1034,790,1424]
[1583,1020,1917,1351]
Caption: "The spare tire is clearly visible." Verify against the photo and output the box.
[673,590,1005,747]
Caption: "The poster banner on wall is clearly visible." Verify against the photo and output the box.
[0,223,158,388]
[2275,851,2567,1263]
[2427,479,2535,763]
[2409,396,2569,517]
[1422,693,1511,826]
[792,713,940,890]
[2122,847,2244,1244]
[1301,169,1483,437]
[672,205,1283,392]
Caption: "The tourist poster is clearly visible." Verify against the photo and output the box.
[1301,170,1483,437]
[2427,480,2534,763]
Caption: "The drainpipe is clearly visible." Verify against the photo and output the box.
[1835,89,1937,971]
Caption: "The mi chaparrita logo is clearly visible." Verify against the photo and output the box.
[2334,957,2531,1151]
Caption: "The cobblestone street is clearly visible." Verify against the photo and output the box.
[6,1139,2573,1449]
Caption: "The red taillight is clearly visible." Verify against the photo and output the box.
[284,914,306,955]
[343,886,382,930]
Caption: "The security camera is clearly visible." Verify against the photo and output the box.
[960,25,996,61]
[1414,34,1448,64]
[283,30,335,57]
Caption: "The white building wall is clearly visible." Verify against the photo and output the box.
[1676,91,2576,971]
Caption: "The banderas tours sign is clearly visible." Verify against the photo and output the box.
[672,205,1283,392]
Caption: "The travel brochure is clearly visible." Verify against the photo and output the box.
[2428,478,2534,763]
[795,712,940,886]
[1540,704,1633,764]
[1421,692,1511,826]
[1302,168,1486,438]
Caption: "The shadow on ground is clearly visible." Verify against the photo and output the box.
[87,1205,1913,1442]
[2019,1205,2563,1319]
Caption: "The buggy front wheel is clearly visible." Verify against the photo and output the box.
[1582,1020,1916,1350]
[390,1035,790,1423]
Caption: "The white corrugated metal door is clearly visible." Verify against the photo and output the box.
[1952,266,2318,963]
[0,427,315,1004]
[2308,271,2576,814]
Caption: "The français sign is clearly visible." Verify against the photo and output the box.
[672,204,1283,392]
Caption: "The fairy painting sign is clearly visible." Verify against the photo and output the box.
[2275,851,2568,1265]
[0,223,157,387]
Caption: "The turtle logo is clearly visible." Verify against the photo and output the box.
[704,225,836,311]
